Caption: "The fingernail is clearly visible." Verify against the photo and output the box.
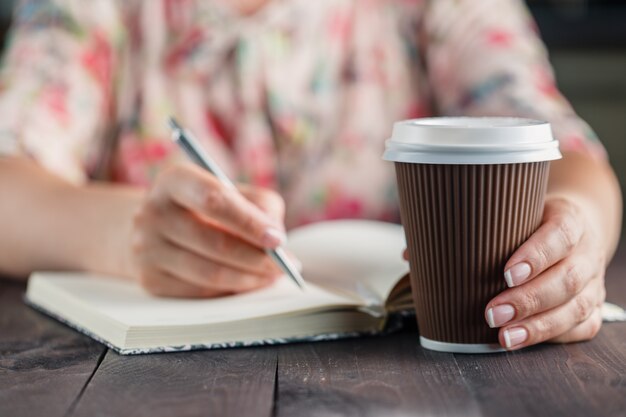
[504,262,531,287]
[503,327,528,349]
[262,227,286,248]
[486,304,516,328]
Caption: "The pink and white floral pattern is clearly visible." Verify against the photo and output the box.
[0,0,607,228]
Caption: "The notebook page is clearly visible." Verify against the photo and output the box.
[286,220,409,306]
[27,273,363,328]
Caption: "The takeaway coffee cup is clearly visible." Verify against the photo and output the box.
[383,117,561,353]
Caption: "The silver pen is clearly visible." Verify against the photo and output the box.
[168,117,306,290]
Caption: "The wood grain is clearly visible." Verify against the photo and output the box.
[0,279,105,417]
[70,347,277,417]
[275,332,481,417]
[274,248,626,417]
[450,248,626,417]
[452,342,621,417]
[1,244,625,417]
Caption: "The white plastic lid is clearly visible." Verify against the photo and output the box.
[383,117,562,165]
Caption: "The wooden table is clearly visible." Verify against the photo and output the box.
[2,250,625,417]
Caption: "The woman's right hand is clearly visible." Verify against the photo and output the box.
[128,164,287,298]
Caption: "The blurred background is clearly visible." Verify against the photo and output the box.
[1,0,625,233]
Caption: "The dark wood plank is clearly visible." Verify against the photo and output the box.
[453,341,624,417]
[3,243,625,417]
[453,307,626,417]
[451,246,626,417]
[275,332,481,417]
[275,245,626,417]
[71,347,277,417]
[559,325,626,416]
[0,279,106,417]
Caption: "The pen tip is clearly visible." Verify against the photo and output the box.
[168,116,182,131]
[294,274,307,291]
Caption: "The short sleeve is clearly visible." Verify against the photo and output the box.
[421,0,607,161]
[0,0,127,183]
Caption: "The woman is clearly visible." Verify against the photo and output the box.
[0,0,621,351]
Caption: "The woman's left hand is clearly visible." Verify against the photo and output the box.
[485,195,607,350]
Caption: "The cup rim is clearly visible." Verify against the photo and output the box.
[383,117,562,164]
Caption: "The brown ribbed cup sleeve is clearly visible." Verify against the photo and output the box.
[395,162,550,344]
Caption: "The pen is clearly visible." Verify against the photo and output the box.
[168,117,307,290]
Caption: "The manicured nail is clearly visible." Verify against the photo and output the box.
[503,327,528,349]
[262,227,286,248]
[504,262,531,287]
[486,304,516,328]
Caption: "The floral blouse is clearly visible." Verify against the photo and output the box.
[0,0,606,228]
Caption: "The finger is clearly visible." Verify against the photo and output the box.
[485,254,598,328]
[156,201,282,276]
[240,185,286,231]
[154,164,286,249]
[138,268,227,298]
[504,198,583,287]
[240,186,303,269]
[498,278,603,350]
[402,248,408,261]
[152,238,278,293]
[548,308,603,343]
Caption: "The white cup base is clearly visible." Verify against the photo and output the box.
[420,336,506,354]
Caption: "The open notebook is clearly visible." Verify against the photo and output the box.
[26,220,413,354]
